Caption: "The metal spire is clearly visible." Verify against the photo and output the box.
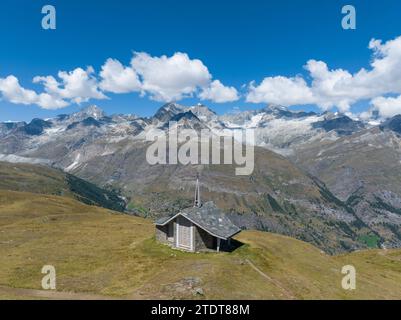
[194,175,201,207]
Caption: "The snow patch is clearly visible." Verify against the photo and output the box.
[65,153,81,172]
[0,154,51,165]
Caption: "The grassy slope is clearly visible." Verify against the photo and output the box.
[0,161,125,212]
[72,141,372,254]
[1,190,401,300]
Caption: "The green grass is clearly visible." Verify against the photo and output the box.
[1,190,401,299]
[127,202,149,215]
[358,234,380,248]
[0,161,125,212]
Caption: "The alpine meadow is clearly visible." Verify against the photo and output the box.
[2,0,401,305]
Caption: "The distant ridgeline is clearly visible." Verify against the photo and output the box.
[0,161,126,212]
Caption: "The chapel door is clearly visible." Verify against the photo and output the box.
[177,216,192,250]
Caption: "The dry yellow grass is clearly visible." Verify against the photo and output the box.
[1,190,401,300]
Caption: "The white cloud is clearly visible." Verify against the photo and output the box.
[5,37,401,114]
[34,67,107,104]
[99,58,141,93]
[304,60,356,112]
[199,80,239,103]
[0,76,38,105]
[99,52,239,103]
[131,52,211,102]
[0,66,107,109]
[0,75,68,109]
[246,76,314,106]
[371,95,401,118]
[1,51,239,109]
[246,36,401,115]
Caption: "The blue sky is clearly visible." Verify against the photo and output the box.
[1,0,401,121]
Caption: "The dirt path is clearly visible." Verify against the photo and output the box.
[0,285,119,300]
[245,259,296,299]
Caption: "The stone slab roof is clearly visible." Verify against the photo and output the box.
[155,201,241,240]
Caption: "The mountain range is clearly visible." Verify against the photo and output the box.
[1,102,401,253]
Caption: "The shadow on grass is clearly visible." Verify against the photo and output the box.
[221,238,244,253]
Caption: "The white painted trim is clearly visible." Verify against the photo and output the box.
[157,213,181,226]
[175,219,180,248]
[191,224,194,252]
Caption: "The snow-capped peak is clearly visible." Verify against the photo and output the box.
[72,105,105,121]
[264,104,289,112]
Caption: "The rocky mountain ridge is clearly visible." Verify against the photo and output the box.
[1,103,401,252]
